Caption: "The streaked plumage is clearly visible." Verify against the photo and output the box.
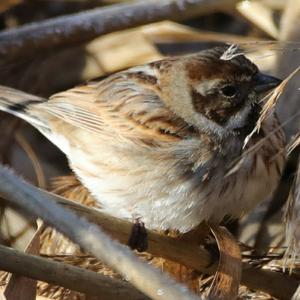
[0,47,286,232]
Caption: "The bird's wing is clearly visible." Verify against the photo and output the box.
[35,72,197,143]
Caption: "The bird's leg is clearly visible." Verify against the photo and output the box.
[128,218,148,252]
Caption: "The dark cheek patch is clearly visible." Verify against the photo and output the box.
[191,89,246,125]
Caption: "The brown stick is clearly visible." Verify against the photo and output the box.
[0,244,150,300]
[0,0,237,59]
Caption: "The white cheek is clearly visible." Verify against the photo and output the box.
[225,102,252,130]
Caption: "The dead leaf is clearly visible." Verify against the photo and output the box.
[208,225,242,300]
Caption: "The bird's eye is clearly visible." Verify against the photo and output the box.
[221,85,237,98]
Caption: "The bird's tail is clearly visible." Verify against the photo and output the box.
[0,85,48,130]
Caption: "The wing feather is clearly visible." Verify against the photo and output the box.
[35,71,196,142]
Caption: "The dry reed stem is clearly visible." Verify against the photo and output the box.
[242,64,300,149]
[141,21,263,44]
[0,168,297,299]
[0,165,201,300]
[288,132,300,154]
[0,244,150,300]
[0,0,238,59]
[236,1,279,38]
[257,66,300,129]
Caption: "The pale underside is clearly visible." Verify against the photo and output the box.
[46,117,285,232]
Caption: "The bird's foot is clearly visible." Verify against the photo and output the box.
[128,219,148,252]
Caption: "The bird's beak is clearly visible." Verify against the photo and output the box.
[253,73,282,94]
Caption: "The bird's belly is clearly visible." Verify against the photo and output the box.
[70,144,284,233]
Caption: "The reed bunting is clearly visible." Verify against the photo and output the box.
[0,47,286,245]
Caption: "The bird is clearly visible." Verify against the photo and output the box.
[0,47,286,249]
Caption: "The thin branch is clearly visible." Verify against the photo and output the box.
[0,244,150,300]
[0,165,201,300]
[0,0,237,59]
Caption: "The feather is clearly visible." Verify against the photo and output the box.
[0,85,48,130]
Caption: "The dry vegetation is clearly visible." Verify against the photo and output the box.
[0,0,299,299]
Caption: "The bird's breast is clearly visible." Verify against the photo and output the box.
[67,117,285,233]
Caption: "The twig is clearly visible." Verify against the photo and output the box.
[14,131,46,189]
[0,244,150,300]
[0,165,201,300]
[0,165,298,299]
[0,0,237,59]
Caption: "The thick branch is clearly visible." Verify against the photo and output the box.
[0,0,237,59]
[0,166,201,300]
[0,245,149,300]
